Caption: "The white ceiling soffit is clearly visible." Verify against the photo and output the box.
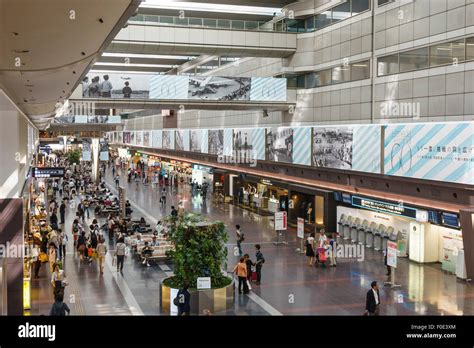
[0,0,142,130]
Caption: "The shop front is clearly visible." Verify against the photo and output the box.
[335,193,466,277]
[192,164,213,188]
[232,174,289,215]
[287,184,335,232]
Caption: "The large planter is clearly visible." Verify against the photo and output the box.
[160,277,234,315]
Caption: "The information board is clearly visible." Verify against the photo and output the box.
[387,241,398,268]
[275,211,287,231]
[32,167,65,178]
[297,217,304,239]
[197,277,211,290]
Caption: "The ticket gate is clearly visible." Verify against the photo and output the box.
[366,222,377,248]
[358,219,369,245]
[343,216,353,240]
[337,214,347,236]
[389,229,402,242]
[373,224,386,251]
[383,226,393,251]
[350,217,360,243]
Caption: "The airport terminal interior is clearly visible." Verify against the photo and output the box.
[1,0,474,317]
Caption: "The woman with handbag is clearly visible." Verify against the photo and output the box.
[51,263,67,297]
[76,231,86,261]
[305,232,315,266]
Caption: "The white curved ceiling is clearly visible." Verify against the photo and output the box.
[0,0,141,129]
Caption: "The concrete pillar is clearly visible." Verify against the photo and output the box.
[91,138,100,183]
[459,209,474,280]
[0,108,21,199]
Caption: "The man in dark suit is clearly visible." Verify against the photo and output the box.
[366,281,381,316]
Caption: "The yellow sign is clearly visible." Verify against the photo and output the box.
[23,279,31,310]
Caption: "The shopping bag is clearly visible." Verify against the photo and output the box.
[251,271,257,281]
[38,252,49,263]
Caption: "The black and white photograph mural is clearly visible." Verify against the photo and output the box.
[83,72,151,99]
[99,140,109,161]
[143,131,150,147]
[312,127,353,169]
[208,129,224,155]
[266,127,293,163]
[163,130,172,149]
[188,76,251,101]
[233,128,253,152]
[176,130,185,151]
[190,130,202,153]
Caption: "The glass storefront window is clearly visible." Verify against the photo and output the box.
[189,18,203,26]
[332,65,351,84]
[352,0,370,14]
[399,47,429,72]
[232,20,245,30]
[351,60,370,80]
[430,40,465,67]
[203,19,217,27]
[315,11,332,29]
[467,37,474,60]
[332,1,351,24]
[287,76,297,88]
[378,54,399,76]
[159,16,173,24]
[174,17,188,26]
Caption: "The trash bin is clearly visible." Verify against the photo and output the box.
[351,217,360,243]
[358,219,369,245]
[373,224,385,251]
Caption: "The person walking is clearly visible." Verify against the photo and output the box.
[58,229,67,260]
[112,165,116,177]
[115,175,120,189]
[50,293,70,316]
[235,224,244,256]
[51,263,66,297]
[365,281,381,316]
[115,238,127,273]
[384,246,391,276]
[175,283,191,316]
[305,232,315,266]
[96,238,107,274]
[233,257,249,294]
[59,200,66,225]
[254,244,265,285]
[161,187,167,207]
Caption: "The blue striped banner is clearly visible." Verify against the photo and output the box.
[383,123,474,184]
[151,130,162,148]
[149,75,188,99]
[250,77,287,102]
[224,128,233,156]
[201,129,208,154]
[352,126,381,173]
[293,127,311,165]
[252,128,265,160]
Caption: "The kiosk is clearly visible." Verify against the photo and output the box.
[366,222,377,248]
[338,214,347,235]
[374,224,385,251]
[343,216,353,240]
[351,217,360,243]
[358,219,369,245]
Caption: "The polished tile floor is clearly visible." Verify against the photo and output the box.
[30,166,474,316]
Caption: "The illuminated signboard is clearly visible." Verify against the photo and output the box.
[32,167,65,178]
[351,196,418,220]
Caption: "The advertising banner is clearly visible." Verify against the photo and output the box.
[387,241,398,268]
[175,130,189,151]
[149,75,286,102]
[162,130,174,150]
[152,130,162,148]
[383,122,474,184]
[143,131,151,148]
[313,126,353,169]
[190,129,202,153]
[99,140,109,161]
[275,211,287,231]
[135,131,143,147]
[297,217,304,239]
[82,139,91,161]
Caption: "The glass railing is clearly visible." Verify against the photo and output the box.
[129,14,282,32]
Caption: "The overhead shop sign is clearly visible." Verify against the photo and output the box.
[351,196,418,220]
[32,167,65,178]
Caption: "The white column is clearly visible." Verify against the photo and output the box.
[91,138,100,183]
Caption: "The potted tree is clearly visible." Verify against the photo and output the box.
[160,213,234,315]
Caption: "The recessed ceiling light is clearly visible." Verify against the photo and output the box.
[12,32,19,36]
[25,84,34,87]
[12,49,29,53]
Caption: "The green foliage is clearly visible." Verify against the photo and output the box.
[68,149,81,165]
[163,213,230,289]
